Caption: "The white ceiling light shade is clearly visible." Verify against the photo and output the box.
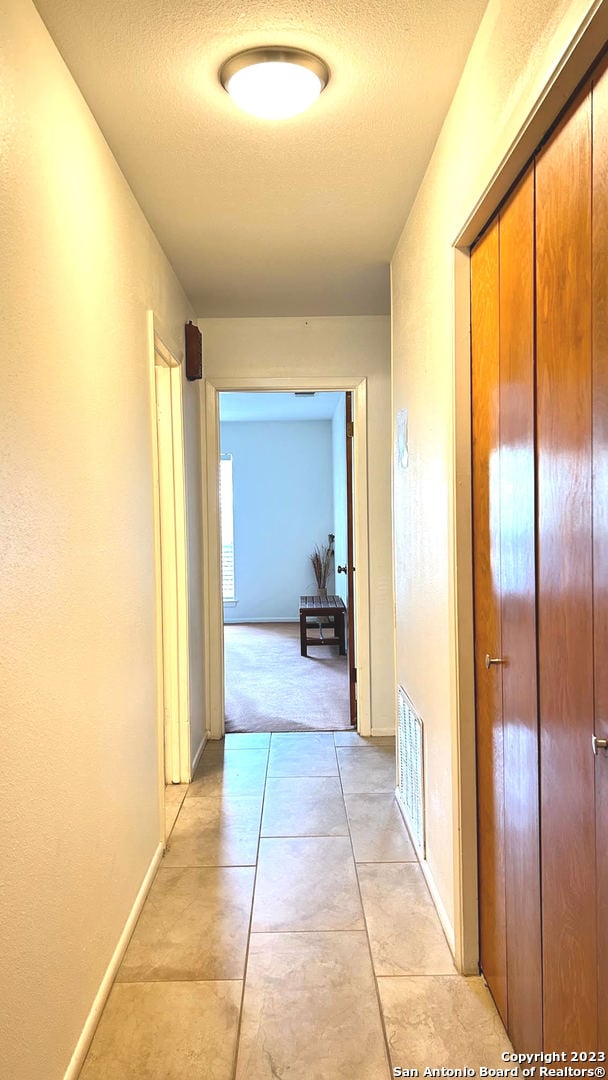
[220,47,330,120]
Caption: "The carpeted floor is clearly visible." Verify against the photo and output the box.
[224,622,351,733]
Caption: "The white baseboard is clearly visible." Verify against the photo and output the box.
[191,732,207,774]
[371,726,396,737]
[419,855,456,957]
[395,789,456,959]
[64,843,164,1080]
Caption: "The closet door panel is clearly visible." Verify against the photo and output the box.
[592,58,608,1049]
[498,167,542,1052]
[471,219,507,1025]
[536,88,596,1051]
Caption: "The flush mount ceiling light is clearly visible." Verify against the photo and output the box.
[219,47,330,120]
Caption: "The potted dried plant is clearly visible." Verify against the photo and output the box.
[310,533,335,597]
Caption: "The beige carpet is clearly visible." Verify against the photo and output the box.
[224,622,351,732]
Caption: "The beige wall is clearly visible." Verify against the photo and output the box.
[391,0,603,957]
[199,315,395,735]
[0,3,203,1078]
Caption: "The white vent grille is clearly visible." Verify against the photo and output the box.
[396,686,425,856]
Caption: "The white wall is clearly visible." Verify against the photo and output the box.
[220,420,334,621]
[331,398,348,605]
[184,384,206,764]
[200,316,395,734]
[390,0,603,961]
[0,3,203,1077]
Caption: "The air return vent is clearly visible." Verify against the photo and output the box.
[396,686,425,857]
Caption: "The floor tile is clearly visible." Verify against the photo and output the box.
[268,732,338,777]
[262,776,348,837]
[252,836,364,932]
[164,796,262,866]
[345,793,416,862]
[81,731,501,1080]
[117,866,255,982]
[224,733,271,749]
[235,932,390,1080]
[187,748,268,798]
[164,784,188,838]
[80,980,242,1080]
[337,745,396,793]
[334,732,395,747]
[357,863,456,975]
[378,975,511,1070]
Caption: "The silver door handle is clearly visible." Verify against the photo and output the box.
[592,734,608,755]
[485,654,505,669]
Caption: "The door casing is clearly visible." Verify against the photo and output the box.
[148,312,191,823]
[202,375,372,740]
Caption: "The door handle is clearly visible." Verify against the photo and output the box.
[337,565,347,573]
[485,654,505,669]
[592,734,608,756]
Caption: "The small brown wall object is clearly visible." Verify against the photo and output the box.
[185,321,202,381]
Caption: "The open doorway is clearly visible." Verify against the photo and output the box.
[219,390,355,733]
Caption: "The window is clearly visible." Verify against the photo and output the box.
[219,452,235,601]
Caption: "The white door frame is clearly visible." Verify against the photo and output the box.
[148,313,191,808]
[202,375,372,740]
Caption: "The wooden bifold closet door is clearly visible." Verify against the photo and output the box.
[472,216,507,1028]
[471,57,608,1053]
[472,166,541,1052]
[535,81,596,1052]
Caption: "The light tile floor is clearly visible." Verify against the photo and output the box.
[80,733,511,1079]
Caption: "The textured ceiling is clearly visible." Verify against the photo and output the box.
[33,0,488,316]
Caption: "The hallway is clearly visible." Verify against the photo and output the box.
[80,733,510,1078]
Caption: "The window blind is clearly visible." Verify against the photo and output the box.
[219,453,235,601]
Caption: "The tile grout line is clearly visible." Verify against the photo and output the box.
[160,862,258,868]
[164,786,188,841]
[113,977,246,987]
[260,834,349,839]
[185,739,271,1079]
[229,736,272,1080]
[248,926,378,936]
[334,732,396,1080]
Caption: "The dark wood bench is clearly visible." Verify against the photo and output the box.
[299,594,347,657]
